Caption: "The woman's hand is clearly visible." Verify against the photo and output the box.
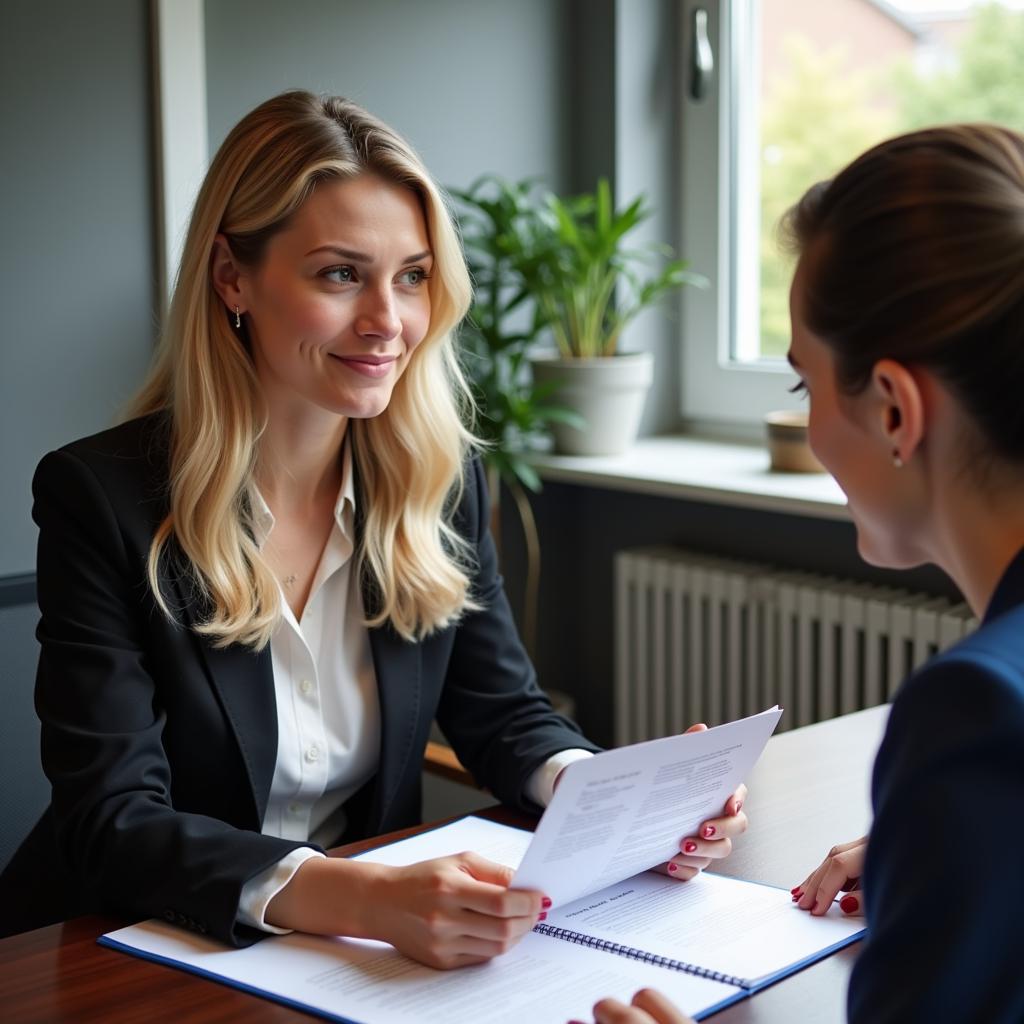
[267,851,545,970]
[371,851,546,969]
[570,988,695,1024]
[793,836,868,916]
[662,724,749,882]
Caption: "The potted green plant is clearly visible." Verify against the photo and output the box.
[524,179,706,456]
[451,177,582,493]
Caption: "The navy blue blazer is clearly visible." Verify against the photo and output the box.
[849,548,1024,1022]
[0,414,597,945]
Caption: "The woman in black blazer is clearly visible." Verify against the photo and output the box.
[587,125,1024,1024]
[0,92,746,967]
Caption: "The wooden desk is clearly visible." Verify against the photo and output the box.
[0,706,889,1023]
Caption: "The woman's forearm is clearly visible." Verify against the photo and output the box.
[264,854,388,937]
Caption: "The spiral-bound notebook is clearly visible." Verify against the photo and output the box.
[532,865,863,994]
[100,817,864,1023]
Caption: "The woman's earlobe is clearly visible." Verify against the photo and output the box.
[873,358,925,464]
[210,234,245,308]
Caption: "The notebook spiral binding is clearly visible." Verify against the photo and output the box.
[533,923,747,989]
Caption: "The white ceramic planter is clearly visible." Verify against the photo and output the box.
[531,352,654,456]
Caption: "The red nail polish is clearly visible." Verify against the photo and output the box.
[684,840,698,853]
[840,895,858,914]
[538,911,547,921]
[703,825,716,838]
[668,863,678,873]
[541,897,552,909]
[790,887,801,895]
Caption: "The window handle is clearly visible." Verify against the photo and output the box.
[690,7,714,101]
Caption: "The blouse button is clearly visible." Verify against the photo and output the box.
[300,679,314,695]
[305,745,320,763]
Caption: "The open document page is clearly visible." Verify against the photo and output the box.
[513,706,782,906]
[540,868,863,989]
[100,919,744,1024]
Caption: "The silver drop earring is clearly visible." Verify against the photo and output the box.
[234,306,241,329]
[892,450,903,468]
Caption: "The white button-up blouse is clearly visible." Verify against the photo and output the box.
[237,447,592,932]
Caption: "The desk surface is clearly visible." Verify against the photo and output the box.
[0,705,889,1023]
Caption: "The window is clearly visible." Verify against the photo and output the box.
[680,0,1024,430]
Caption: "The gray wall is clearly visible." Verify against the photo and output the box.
[205,0,574,192]
[0,0,157,578]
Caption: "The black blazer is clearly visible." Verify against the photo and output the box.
[848,548,1024,1023]
[0,414,597,945]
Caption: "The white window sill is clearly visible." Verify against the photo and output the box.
[529,435,848,522]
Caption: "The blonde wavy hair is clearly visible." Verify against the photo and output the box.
[128,91,478,648]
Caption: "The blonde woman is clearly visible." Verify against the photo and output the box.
[586,125,1024,1023]
[0,92,746,966]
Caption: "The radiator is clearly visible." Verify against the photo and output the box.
[614,547,976,745]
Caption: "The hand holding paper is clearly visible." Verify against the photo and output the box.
[554,722,751,884]
[513,707,782,907]
[663,723,749,882]
[367,851,547,970]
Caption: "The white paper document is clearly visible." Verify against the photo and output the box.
[513,706,783,906]
[352,815,533,871]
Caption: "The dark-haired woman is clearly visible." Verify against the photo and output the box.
[585,124,1024,1023]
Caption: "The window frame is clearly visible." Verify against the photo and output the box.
[153,0,209,320]
[678,0,803,432]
